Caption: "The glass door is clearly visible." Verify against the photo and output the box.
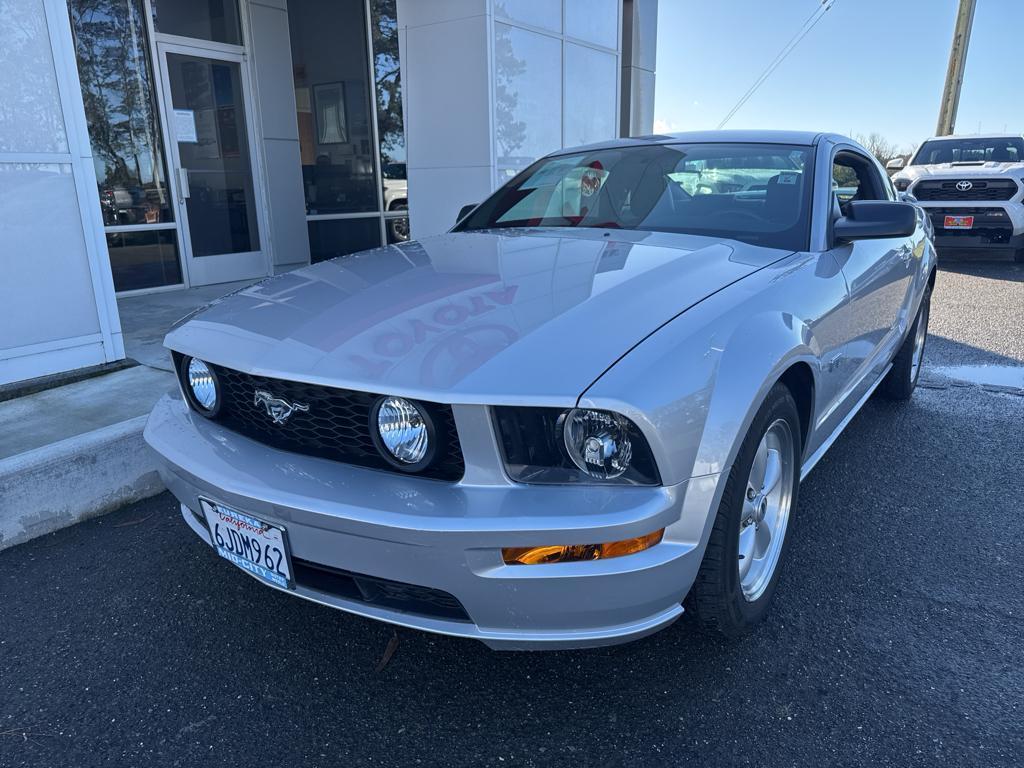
[156,42,267,286]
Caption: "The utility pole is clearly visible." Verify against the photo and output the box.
[935,0,977,136]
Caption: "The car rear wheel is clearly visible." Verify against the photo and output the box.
[878,285,931,401]
[686,383,801,637]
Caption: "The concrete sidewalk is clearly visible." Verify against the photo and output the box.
[0,365,175,550]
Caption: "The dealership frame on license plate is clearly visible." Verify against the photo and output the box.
[944,214,974,229]
[199,498,294,589]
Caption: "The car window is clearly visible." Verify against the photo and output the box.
[832,151,887,211]
[911,137,1024,165]
[456,143,815,251]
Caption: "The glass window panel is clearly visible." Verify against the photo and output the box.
[564,44,617,148]
[493,0,561,33]
[166,54,260,256]
[494,23,561,172]
[0,0,68,153]
[565,0,618,49]
[150,0,242,45]
[371,0,407,215]
[308,218,382,263]
[105,228,182,292]
[289,0,378,215]
[69,0,174,226]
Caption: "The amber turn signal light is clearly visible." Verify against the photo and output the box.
[502,529,664,566]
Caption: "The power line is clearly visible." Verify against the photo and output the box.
[717,0,838,129]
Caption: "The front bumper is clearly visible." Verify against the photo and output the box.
[918,203,1024,250]
[144,395,719,650]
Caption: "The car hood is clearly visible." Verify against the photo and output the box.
[166,229,787,404]
[896,161,1024,182]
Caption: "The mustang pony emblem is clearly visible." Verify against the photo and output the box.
[254,389,310,425]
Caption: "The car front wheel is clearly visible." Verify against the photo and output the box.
[878,285,931,401]
[686,382,801,637]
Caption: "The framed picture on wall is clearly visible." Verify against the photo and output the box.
[313,82,348,144]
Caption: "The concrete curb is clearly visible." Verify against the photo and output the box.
[0,415,165,551]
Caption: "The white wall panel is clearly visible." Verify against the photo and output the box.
[247,0,309,269]
[0,164,101,350]
[0,0,122,384]
[564,43,618,147]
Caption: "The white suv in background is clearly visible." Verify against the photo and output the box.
[889,134,1024,263]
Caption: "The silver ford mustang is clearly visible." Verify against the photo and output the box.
[145,131,936,650]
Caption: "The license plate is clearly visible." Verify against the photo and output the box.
[199,499,293,589]
[944,215,974,229]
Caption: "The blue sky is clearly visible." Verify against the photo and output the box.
[653,0,1022,151]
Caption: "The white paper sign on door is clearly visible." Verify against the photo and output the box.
[173,109,198,143]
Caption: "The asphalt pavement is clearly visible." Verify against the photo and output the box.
[2,257,1022,768]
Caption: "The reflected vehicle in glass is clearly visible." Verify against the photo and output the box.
[146,131,936,649]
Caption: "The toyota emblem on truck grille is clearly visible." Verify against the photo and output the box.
[955,180,973,191]
[254,389,310,425]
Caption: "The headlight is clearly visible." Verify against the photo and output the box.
[181,357,220,415]
[894,178,911,192]
[373,396,433,469]
[494,406,659,485]
[562,408,633,479]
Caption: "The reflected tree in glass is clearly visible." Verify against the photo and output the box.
[370,0,404,167]
[493,25,526,166]
[70,0,172,226]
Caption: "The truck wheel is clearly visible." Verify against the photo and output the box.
[686,383,801,637]
[878,285,931,401]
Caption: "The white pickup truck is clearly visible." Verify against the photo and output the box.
[888,134,1024,263]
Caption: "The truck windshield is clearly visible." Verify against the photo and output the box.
[456,143,814,251]
[911,137,1024,165]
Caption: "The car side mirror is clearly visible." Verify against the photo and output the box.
[885,157,905,171]
[833,200,917,242]
[456,203,477,224]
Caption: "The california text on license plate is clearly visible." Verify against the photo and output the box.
[200,499,293,589]
[944,214,974,229]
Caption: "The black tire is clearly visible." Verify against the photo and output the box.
[878,285,931,401]
[686,382,802,637]
[388,203,410,242]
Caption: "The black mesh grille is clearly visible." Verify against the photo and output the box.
[913,179,1018,201]
[177,355,464,481]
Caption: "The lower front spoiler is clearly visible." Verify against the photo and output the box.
[178,502,685,650]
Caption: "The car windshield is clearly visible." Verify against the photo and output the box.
[911,137,1024,165]
[456,143,814,250]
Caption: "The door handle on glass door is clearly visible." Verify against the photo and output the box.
[178,168,190,204]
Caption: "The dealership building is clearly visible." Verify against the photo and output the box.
[1,0,657,386]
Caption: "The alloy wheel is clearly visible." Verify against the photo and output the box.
[738,418,796,601]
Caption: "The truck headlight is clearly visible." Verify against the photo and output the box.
[494,406,660,485]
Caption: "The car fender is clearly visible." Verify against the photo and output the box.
[579,254,833,490]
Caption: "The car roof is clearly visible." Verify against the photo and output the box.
[546,129,858,157]
[918,133,1024,142]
